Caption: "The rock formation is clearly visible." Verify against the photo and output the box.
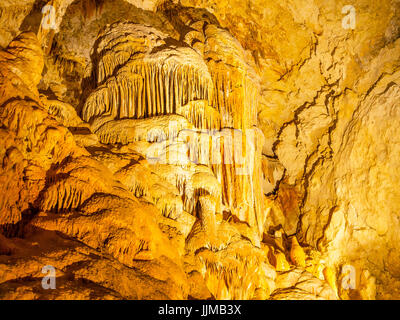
[0,0,399,300]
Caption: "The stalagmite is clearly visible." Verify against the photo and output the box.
[274,229,285,252]
[271,248,291,272]
[290,236,306,268]
[323,266,339,297]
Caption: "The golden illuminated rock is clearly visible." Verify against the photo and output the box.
[271,248,291,273]
[290,236,306,268]
[323,266,338,297]
[0,0,399,301]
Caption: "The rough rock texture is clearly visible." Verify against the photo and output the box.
[0,0,399,300]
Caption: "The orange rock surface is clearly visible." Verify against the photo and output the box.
[0,0,399,300]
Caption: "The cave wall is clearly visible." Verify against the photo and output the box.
[0,0,399,300]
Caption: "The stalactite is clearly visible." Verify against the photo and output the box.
[83,20,265,240]
[41,97,84,127]
[83,22,214,125]
[206,66,259,130]
[97,48,133,84]
[147,163,222,217]
[183,29,205,55]
[93,22,168,85]
[113,158,190,222]
[150,184,184,220]
[187,23,265,235]
[196,243,270,300]
[83,59,213,123]
[176,100,221,130]
[40,177,95,212]
[52,53,82,74]
[94,114,192,145]
[81,0,104,20]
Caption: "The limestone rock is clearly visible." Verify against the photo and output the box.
[1,0,400,301]
[271,268,338,300]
